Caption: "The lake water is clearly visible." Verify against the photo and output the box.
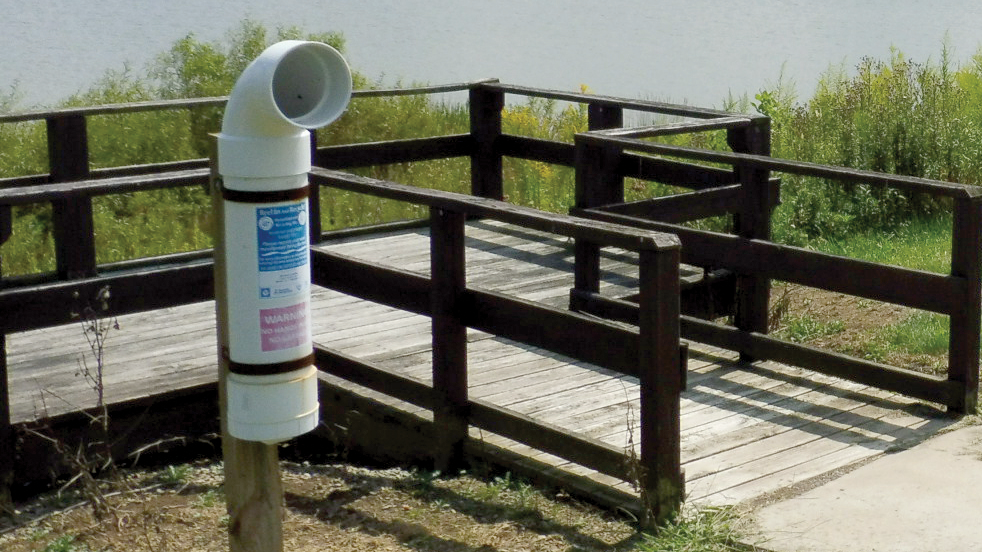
[2,0,982,109]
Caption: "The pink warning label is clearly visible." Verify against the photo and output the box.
[259,302,308,352]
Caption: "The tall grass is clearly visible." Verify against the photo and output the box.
[758,45,982,246]
[0,21,477,275]
[3,24,981,279]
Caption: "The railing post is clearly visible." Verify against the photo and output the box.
[431,207,468,470]
[308,132,323,242]
[949,197,982,414]
[0,205,10,508]
[572,104,624,297]
[637,245,683,527]
[469,84,504,200]
[47,114,97,279]
[728,118,773,355]
[0,205,11,509]
[0,333,10,512]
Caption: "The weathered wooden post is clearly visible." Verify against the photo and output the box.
[430,207,468,470]
[0,204,12,510]
[637,242,683,528]
[572,104,624,297]
[949,196,982,414]
[213,40,351,552]
[47,113,97,280]
[469,83,504,200]
[727,117,773,356]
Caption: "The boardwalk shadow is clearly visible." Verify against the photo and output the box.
[680,359,956,453]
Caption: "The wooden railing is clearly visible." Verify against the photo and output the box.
[568,127,982,415]
[1,79,980,519]
[307,168,684,523]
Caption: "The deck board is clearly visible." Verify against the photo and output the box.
[5,219,954,507]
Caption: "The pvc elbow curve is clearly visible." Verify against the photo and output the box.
[218,40,352,180]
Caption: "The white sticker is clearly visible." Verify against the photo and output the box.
[256,202,309,300]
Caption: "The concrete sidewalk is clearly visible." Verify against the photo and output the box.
[750,421,982,552]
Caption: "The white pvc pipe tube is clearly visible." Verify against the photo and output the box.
[218,40,351,444]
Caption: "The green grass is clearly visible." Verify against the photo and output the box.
[808,215,952,273]
[883,311,950,356]
[634,506,749,552]
[41,535,89,552]
[775,315,845,343]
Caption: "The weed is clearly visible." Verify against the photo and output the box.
[24,286,123,522]
[883,311,950,356]
[29,526,51,541]
[159,464,190,487]
[634,505,749,552]
[41,534,88,552]
[775,315,845,343]
[194,488,223,509]
[405,469,441,498]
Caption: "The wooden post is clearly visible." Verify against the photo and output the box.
[949,197,982,414]
[211,142,283,552]
[47,114,97,279]
[307,132,323,242]
[0,333,10,513]
[0,204,13,510]
[637,246,683,528]
[572,106,623,297]
[430,207,468,471]
[728,118,773,356]
[469,84,504,200]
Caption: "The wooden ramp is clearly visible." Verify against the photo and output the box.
[6,220,954,506]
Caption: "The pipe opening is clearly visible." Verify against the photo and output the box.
[272,44,350,128]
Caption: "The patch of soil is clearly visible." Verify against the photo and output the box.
[771,283,945,373]
[0,461,640,552]
[773,283,910,347]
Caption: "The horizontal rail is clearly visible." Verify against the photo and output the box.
[574,207,961,314]
[0,168,209,205]
[0,80,497,124]
[313,344,632,481]
[310,249,645,378]
[0,97,229,124]
[310,249,430,316]
[315,135,472,169]
[620,153,738,190]
[310,168,679,252]
[578,132,982,198]
[498,135,576,166]
[461,288,640,376]
[679,316,959,406]
[485,82,746,120]
[0,260,213,333]
[596,116,752,138]
[569,290,957,407]
[350,78,499,97]
[598,184,744,223]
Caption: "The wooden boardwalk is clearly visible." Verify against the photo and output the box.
[6,219,954,506]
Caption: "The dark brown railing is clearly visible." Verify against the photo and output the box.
[1,79,980,522]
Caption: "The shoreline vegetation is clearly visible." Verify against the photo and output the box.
[0,20,970,379]
[1,23,979,274]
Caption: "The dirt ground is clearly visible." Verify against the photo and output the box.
[0,461,643,552]
[770,282,944,372]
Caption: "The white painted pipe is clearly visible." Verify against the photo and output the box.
[218,40,351,444]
